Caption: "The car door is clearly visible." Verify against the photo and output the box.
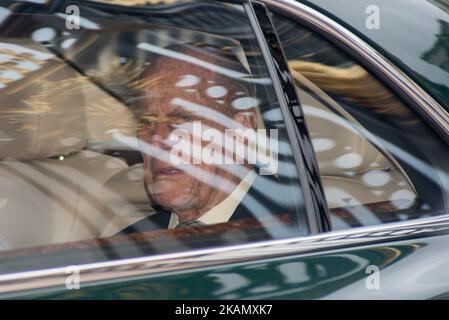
[2,0,449,300]
[253,1,449,299]
[0,0,316,299]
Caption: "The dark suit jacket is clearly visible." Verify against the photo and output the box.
[117,173,294,235]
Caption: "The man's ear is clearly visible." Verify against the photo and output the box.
[233,110,257,129]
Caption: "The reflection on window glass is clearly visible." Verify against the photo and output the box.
[0,1,308,273]
[272,13,449,230]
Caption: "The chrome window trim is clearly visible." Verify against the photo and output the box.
[2,0,449,296]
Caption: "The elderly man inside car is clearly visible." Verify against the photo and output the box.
[118,44,282,233]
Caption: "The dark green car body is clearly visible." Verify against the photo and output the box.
[19,239,435,299]
[2,0,449,300]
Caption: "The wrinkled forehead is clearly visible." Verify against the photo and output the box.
[137,58,254,115]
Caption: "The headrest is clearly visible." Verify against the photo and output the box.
[298,88,392,176]
[0,41,87,161]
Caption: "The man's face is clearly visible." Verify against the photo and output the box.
[136,59,256,218]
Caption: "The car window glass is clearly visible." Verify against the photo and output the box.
[272,12,449,230]
[0,1,309,274]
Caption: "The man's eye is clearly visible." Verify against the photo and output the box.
[183,115,193,122]
[140,118,153,125]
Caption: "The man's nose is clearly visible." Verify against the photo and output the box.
[149,122,174,150]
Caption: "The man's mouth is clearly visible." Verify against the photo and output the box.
[155,167,184,176]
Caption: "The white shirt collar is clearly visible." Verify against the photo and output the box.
[168,170,257,229]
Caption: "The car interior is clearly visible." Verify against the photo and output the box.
[0,35,419,251]
[0,10,307,254]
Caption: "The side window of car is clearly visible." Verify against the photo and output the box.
[0,1,310,273]
[271,13,449,230]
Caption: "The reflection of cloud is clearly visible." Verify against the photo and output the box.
[289,61,413,119]
[335,153,362,170]
[31,28,56,42]
[311,138,335,152]
[362,170,391,187]
[176,74,200,87]
[206,85,227,98]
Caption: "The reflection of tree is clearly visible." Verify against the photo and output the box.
[422,19,449,72]
[273,13,414,119]
[288,60,413,119]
